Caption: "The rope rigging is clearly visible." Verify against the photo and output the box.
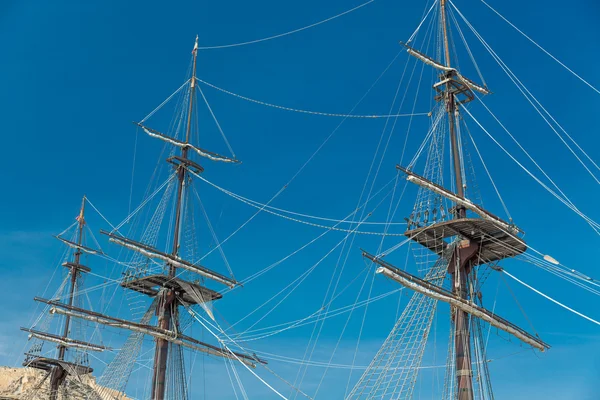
[191,172,407,236]
[196,0,377,50]
[197,78,429,119]
[461,105,600,234]
[450,1,600,184]
[502,269,600,327]
[479,0,600,96]
[17,2,600,398]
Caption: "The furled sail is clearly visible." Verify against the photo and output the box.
[38,298,261,367]
[55,235,103,255]
[401,41,454,72]
[136,123,240,164]
[400,41,490,95]
[397,165,519,233]
[21,327,107,352]
[364,252,549,351]
[100,230,238,288]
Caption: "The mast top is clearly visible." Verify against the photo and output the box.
[76,195,86,226]
[193,35,199,53]
[440,0,452,68]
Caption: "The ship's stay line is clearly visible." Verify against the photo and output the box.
[15,1,600,399]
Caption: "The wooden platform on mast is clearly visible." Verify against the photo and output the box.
[405,218,526,265]
[23,355,93,375]
[121,274,222,304]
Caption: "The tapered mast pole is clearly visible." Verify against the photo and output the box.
[151,36,199,400]
[440,1,473,399]
[51,196,86,399]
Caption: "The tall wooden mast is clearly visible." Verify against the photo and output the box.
[348,2,552,399]
[440,1,474,398]
[57,196,86,361]
[151,36,200,400]
[22,196,107,399]
[49,196,86,400]
[23,36,259,400]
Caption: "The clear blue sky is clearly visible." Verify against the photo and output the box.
[0,0,599,399]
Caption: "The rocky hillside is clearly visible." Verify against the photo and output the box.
[0,367,130,400]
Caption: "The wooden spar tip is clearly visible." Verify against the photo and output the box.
[362,250,389,268]
[77,195,86,225]
[396,164,523,235]
[35,297,266,366]
[20,327,109,352]
[133,121,241,164]
[362,251,550,351]
[54,235,104,255]
[99,229,240,288]
[361,248,383,263]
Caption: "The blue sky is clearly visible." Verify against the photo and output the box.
[0,0,599,399]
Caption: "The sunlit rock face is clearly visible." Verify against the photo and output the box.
[0,366,131,400]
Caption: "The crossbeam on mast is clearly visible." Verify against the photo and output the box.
[54,236,103,256]
[397,165,519,233]
[21,328,108,352]
[35,297,264,368]
[363,251,549,351]
[100,230,238,288]
[399,41,490,104]
[135,122,240,164]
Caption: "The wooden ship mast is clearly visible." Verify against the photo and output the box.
[17,2,593,399]
[22,196,109,399]
[27,37,264,400]
[350,1,550,399]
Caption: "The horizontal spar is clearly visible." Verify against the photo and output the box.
[35,297,264,367]
[400,41,490,95]
[54,235,103,256]
[363,252,549,351]
[397,165,522,234]
[100,230,238,288]
[21,327,108,352]
[135,122,240,164]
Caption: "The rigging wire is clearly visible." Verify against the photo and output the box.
[194,166,404,225]
[226,165,412,352]
[187,49,409,268]
[502,269,600,327]
[196,84,237,158]
[192,172,406,236]
[140,79,191,124]
[229,287,403,342]
[449,1,600,182]
[407,0,440,43]
[112,174,178,232]
[458,221,600,301]
[499,272,540,338]
[197,78,429,119]
[462,119,512,220]
[479,0,600,96]
[460,106,600,234]
[184,306,291,400]
[128,126,139,218]
[191,185,236,279]
[446,6,486,88]
[307,12,440,395]
[197,0,377,50]
[228,209,384,335]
